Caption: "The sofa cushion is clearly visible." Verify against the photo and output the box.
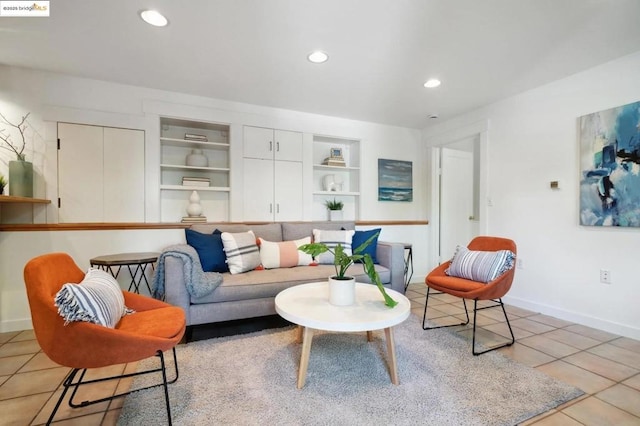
[259,237,314,269]
[312,229,356,264]
[191,223,283,242]
[190,263,391,304]
[185,228,229,273]
[352,228,381,264]
[282,221,355,241]
[221,230,261,274]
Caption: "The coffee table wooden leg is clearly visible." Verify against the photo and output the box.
[384,327,399,385]
[296,325,303,344]
[297,327,314,389]
[366,331,373,341]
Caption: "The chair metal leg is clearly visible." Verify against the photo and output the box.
[471,298,515,356]
[422,286,470,330]
[47,347,179,425]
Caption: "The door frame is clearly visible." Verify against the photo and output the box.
[427,120,490,269]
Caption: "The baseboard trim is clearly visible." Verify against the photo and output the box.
[503,295,640,341]
[1,318,33,333]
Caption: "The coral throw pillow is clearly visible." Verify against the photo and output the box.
[259,237,313,269]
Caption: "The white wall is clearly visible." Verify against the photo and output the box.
[0,65,428,331]
[424,51,640,339]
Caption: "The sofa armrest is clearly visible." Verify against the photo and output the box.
[164,256,191,325]
[376,241,406,294]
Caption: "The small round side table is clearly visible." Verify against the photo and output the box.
[90,252,160,294]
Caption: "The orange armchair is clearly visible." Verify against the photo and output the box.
[24,253,186,425]
[423,236,517,355]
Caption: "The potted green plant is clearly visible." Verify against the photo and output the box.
[299,232,398,308]
[325,198,344,221]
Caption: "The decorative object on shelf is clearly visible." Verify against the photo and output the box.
[0,173,5,195]
[378,158,413,202]
[186,149,209,167]
[182,190,207,223]
[182,176,210,187]
[322,174,344,192]
[298,231,398,308]
[1,111,34,197]
[325,198,343,221]
[579,100,640,227]
[322,147,346,167]
[184,133,208,142]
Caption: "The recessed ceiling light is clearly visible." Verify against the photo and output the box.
[428,113,439,119]
[140,10,168,27]
[307,51,329,64]
[424,79,441,88]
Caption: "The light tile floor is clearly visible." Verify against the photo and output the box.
[1,282,639,425]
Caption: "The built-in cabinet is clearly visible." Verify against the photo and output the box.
[58,123,145,223]
[312,135,361,221]
[242,126,303,221]
[159,117,230,222]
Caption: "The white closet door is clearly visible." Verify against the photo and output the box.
[243,126,274,160]
[104,127,145,222]
[243,158,275,221]
[274,160,303,221]
[58,123,104,223]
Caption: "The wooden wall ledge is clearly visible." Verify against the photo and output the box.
[0,220,429,232]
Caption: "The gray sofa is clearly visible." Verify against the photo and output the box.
[162,221,406,336]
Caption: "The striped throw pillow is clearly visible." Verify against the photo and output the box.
[446,245,515,283]
[55,269,132,328]
[259,237,314,269]
[312,229,356,264]
[221,230,261,274]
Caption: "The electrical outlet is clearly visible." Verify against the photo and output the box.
[517,258,523,269]
[600,269,611,284]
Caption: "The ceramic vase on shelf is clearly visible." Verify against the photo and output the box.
[328,276,356,306]
[329,209,343,221]
[8,160,33,197]
[186,149,208,167]
[186,190,203,217]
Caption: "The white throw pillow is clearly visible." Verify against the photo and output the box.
[445,245,515,283]
[259,237,313,269]
[221,230,261,274]
[54,268,132,328]
[312,229,356,264]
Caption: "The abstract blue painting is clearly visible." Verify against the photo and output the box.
[378,159,413,202]
[580,101,640,227]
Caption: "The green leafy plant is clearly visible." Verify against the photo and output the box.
[324,198,343,211]
[298,231,398,308]
[0,173,6,192]
[0,111,30,161]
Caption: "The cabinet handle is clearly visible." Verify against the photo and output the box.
[270,203,273,213]
[269,141,273,152]
[276,142,280,152]
[277,203,280,213]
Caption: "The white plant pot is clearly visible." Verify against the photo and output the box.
[328,276,356,306]
[329,209,343,221]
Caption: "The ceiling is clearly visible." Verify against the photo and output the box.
[2,0,640,129]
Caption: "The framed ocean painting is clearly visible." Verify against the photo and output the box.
[378,159,413,202]
[579,100,640,227]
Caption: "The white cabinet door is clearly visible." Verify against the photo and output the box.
[243,158,275,221]
[104,127,145,222]
[58,123,145,223]
[274,160,303,221]
[274,130,302,162]
[58,123,104,223]
[243,126,274,160]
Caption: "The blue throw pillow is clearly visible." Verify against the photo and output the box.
[185,229,229,273]
[352,228,381,264]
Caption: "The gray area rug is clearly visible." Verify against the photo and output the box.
[118,315,583,425]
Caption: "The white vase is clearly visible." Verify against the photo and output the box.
[186,149,208,167]
[328,276,356,306]
[186,190,203,217]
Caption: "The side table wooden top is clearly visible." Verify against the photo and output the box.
[89,252,160,266]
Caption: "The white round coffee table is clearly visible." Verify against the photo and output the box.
[275,281,411,388]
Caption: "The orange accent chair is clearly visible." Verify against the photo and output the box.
[24,253,186,425]
[422,236,517,355]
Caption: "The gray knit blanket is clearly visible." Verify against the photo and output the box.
[152,244,223,300]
